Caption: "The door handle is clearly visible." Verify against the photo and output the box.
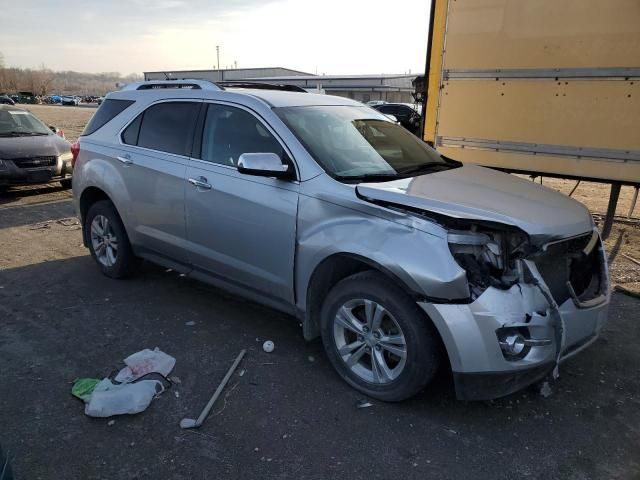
[188,176,212,190]
[116,155,133,166]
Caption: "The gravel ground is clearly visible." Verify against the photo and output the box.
[0,185,639,480]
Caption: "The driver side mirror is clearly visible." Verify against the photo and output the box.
[237,153,292,179]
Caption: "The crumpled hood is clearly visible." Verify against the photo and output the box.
[356,164,593,241]
[0,134,70,159]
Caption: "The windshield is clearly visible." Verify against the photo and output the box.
[275,105,458,182]
[0,109,51,136]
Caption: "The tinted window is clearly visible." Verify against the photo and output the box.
[199,104,284,167]
[121,114,142,145]
[137,102,199,156]
[82,99,134,136]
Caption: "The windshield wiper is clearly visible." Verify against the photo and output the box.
[395,161,451,176]
[336,172,401,183]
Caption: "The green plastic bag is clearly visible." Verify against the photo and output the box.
[71,378,101,402]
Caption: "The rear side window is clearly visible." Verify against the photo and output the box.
[82,99,134,136]
[134,102,200,156]
[121,114,142,145]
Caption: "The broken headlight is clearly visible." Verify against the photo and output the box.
[448,227,529,299]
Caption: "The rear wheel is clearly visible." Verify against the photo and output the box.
[85,200,138,278]
[320,271,440,402]
[60,179,72,189]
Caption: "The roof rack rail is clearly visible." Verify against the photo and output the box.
[217,81,307,93]
[120,79,223,91]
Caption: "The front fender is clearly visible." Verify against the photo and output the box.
[295,194,469,312]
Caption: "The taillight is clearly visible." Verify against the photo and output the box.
[71,141,80,168]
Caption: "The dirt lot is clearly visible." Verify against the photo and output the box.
[1,185,639,480]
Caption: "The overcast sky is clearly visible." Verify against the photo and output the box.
[1,0,430,75]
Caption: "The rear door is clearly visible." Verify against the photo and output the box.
[118,100,201,263]
[184,102,299,304]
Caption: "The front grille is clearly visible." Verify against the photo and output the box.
[11,156,57,169]
[535,232,604,305]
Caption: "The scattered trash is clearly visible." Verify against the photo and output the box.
[72,347,175,418]
[114,348,176,383]
[446,428,458,435]
[307,356,315,363]
[540,381,553,398]
[107,420,115,426]
[175,391,180,398]
[356,400,373,409]
[262,341,275,353]
[180,349,247,429]
[239,369,246,377]
[85,378,165,418]
[185,321,196,326]
[71,378,101,402]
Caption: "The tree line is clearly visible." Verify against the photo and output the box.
[0,52,142,96]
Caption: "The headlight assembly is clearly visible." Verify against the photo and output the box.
[448,226,529,299]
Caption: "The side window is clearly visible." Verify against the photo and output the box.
[121,114,142,145]
[378,105,393,114]
[135,102,200,156]
[199,104,284,167]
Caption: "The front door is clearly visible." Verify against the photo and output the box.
[185,102,299,304]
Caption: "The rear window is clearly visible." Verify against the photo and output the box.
[82,99,134,136]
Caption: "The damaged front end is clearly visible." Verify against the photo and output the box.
[421,219,609,400]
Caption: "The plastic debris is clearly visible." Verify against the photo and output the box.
[356,400,373,409]
[185,321,196,326]
[72,347,174,418]
[85,378,164,418]
[540,381,553,398]
[71,378,101,402]
[107,420,115,426]
[239,369,246,377]
[307,356,315,363]
[114,347,176,383]
[262,341,275,353]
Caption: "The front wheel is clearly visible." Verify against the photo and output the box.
[320,271,440,402]
[85,200,139,278]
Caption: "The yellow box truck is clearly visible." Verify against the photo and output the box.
[422,0,640,234]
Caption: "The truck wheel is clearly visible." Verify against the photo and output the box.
[320,271,440,402]
[85,200,138,278]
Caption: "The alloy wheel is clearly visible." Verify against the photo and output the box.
[90,214,118,267]
[333,298,407,384]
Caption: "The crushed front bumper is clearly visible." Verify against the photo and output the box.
[419,229,610,400]
[0,156,72,186]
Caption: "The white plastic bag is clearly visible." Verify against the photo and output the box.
[114,347,176,383]
[85,379,164,418]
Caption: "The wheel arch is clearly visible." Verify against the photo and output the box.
[302,252,428,341]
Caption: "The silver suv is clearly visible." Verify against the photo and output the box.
[72,80,609,401]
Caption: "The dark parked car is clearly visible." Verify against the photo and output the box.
[0,95,15,105]
[373,103,421,135]
[0,105,73,190]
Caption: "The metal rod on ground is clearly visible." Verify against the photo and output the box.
[180,349,246,429]
[622,253,640,268]
[628,186,639,219]
[601,182,621,240]
[568,180,581,197]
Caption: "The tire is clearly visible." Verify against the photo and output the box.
[320,271,440,402]
[85,200,139,278]
[60,179,72,189]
